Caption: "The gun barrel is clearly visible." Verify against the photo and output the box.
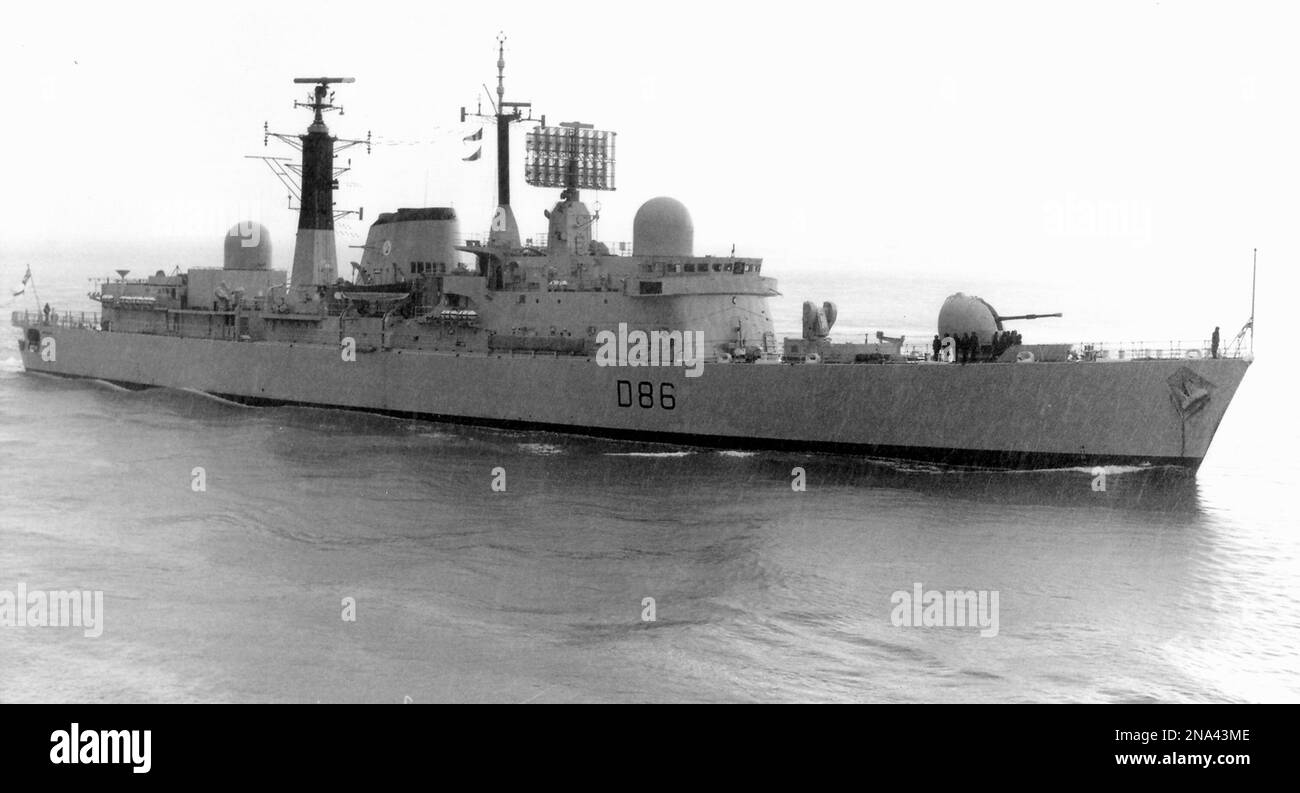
[997,312,1063,321]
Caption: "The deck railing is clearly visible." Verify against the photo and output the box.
[899,338,1246,362]
[1071,339,1245,361]
[461,233,636,255]
[11,310,101,330]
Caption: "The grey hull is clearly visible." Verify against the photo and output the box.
[16,326,1249,470]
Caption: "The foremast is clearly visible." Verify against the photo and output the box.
[263,77,370,304]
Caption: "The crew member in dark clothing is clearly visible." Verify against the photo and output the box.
[932,335,942,362]
[1211,326,1220,359]
[42,303,51,324]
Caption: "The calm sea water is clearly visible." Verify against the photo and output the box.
[1,252,1296,702]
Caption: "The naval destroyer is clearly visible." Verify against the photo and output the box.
[11,45,1252,470]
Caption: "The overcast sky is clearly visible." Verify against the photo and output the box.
[1,1,1295,341]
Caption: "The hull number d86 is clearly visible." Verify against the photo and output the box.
[617,380,675,410]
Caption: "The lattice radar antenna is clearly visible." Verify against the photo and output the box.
[525,123,617,197]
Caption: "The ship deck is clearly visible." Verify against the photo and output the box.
[12,309,1253,365]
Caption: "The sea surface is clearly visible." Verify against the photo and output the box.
[0,253,1297,702]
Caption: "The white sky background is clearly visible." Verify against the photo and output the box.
[1,0,1295,342]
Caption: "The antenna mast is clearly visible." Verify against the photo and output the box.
[461,35,541,247]
[259,77,371,294]
[259,78,371,221]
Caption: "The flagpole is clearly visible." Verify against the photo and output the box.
[16,264,41,313]
[1250,247,1256,355]
[29,266,41,313]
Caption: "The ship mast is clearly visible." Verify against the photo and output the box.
[260,77,370,298]
[495,39,511,208]
[462,35,540,248]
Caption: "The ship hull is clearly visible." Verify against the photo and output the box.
[14,325,1249,470]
